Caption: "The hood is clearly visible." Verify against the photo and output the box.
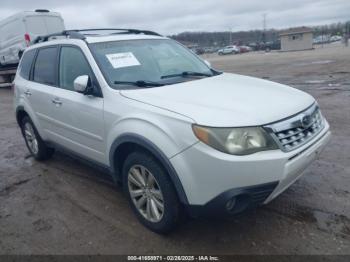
[120,73,315,127]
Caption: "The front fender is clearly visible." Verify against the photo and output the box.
[106,114,197,205]
[106,115,196,160]
[109,133,190,204]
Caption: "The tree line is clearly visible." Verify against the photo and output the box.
[169,21,350,47]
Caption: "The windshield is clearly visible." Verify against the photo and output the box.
[89,39,214,89]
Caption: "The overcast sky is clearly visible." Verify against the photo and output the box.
[0,0,349,34]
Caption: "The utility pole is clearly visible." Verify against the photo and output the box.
[262,13,267,45]
[229,27,233,45]
[345,22,349,47]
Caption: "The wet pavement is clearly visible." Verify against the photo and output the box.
[0,44,350,254]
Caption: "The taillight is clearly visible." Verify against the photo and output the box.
[24,34,31,46]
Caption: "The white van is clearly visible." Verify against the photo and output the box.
[0,10,65,66]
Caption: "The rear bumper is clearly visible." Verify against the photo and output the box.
[171,121,331,214]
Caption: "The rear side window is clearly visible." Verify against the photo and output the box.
[33,47,58,85]
[19,50,36,80]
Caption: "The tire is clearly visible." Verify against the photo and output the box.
[21,116,55,161]
[122,151,182,234]
[18,50,24,60]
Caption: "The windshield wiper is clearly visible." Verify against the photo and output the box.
[161,71,213,79]
[114,80,164,87]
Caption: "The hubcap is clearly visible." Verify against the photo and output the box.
[23,122,39,155]
[128,165,164,223]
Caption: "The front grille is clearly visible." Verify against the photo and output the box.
[265,104,325,152]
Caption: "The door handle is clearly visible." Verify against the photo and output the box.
[52,98,62,106]
[24,90,32,96]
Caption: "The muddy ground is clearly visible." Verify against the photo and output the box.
[0,43,349,254]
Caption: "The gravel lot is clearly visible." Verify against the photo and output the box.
[0,43,349,255]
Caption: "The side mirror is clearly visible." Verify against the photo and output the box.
[204,60,211,68]
[74,75,89,94]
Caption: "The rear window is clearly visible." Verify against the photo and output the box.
[33,47,58,85]
[19,50,36,80]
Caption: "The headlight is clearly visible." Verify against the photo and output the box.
[192,125,278,155]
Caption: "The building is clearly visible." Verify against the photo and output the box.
[279,27,313,51]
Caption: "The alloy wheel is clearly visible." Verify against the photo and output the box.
[23,122,39,155]
[127,165,165,223]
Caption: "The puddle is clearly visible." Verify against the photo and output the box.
[24,157,34,166]
[305,80,326,84]
[313,210,350,238]
[295,60,334,66]
[311,60,334,65]
[265,202,350,238]
[264,201,316,223]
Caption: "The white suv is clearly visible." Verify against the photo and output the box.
[14,29,331,233]
[218,45,240,55]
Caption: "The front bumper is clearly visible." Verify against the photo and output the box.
[264,126,331,203]
[170,121,331,213]
[185,181,279,217]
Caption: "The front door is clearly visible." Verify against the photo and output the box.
[50,45,105,163]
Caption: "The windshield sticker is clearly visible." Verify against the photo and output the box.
[106,52,141,69]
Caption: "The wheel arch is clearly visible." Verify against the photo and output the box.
[15,103,46,139]
[16,105,29,127]
[109,133,189,205]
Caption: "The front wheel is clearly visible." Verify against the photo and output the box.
[122,151,183,234]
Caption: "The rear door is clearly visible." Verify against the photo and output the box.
[50,45,105,163]
[28,46,59,139]
[43,16,65,34]
[24,16,48,42]
[24,15,64,43]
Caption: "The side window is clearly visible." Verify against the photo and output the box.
[19,49,36,80]
[33,47,58,85]
[59,46,93,91]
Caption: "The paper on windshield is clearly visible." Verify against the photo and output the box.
[106,52,141,69]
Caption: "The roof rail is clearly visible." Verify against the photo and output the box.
[67,28,162,37]
[33,30,86,44]
[33,28,162,44]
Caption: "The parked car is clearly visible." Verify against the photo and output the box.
[0,10,65,66]
[218,45,240,55]
[330,35,342,42]
[313,35,331,44]
[203,47,216,53]
[14,29,331,234]
[238,45,252,53]
[194,47,205,55]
